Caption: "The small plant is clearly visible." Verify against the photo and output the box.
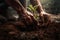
[27,5,39,20]
[27,5,37,13]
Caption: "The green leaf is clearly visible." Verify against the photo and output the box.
[34,5,38,11]
[27,7,32,11]
[28,5,35,12]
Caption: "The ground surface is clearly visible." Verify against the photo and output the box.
[0,14,60,40]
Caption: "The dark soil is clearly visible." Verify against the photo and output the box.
[0,20,60,40]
